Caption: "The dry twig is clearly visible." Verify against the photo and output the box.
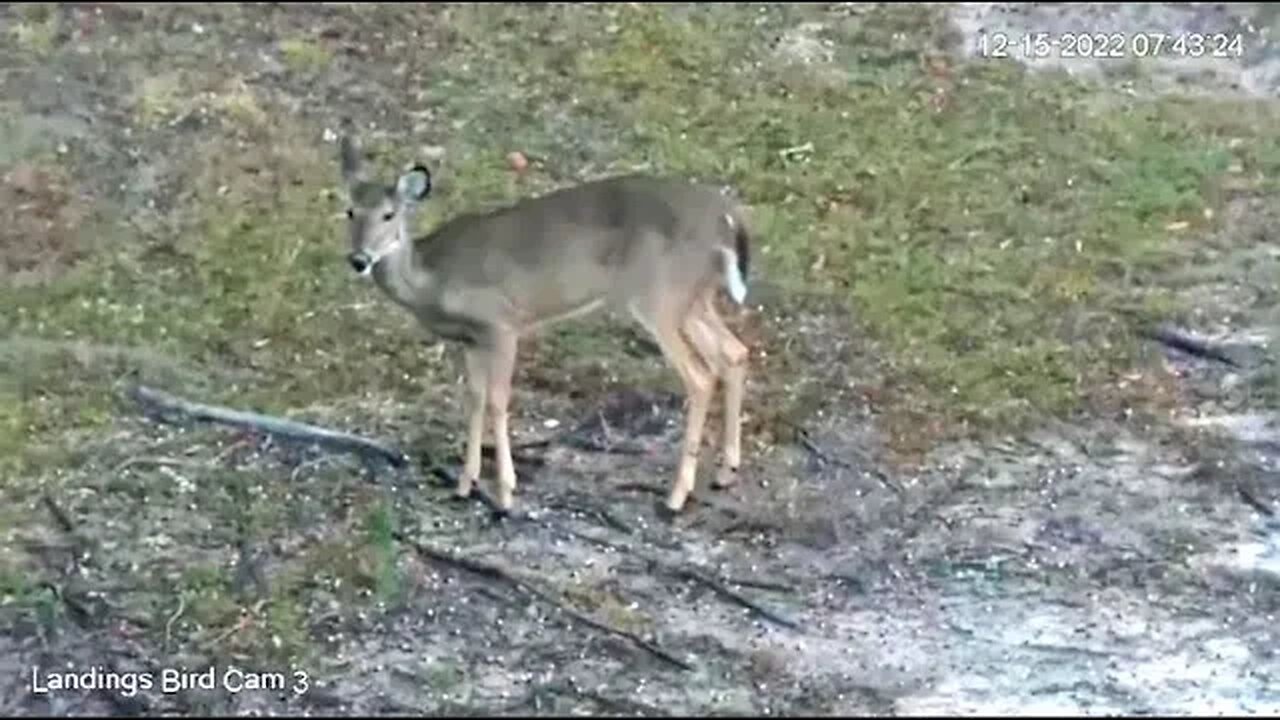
[128,384,408,468]
[671,567,802,630]
[784,419,905,497]
[1144,325,1240,368]
[164,594,186,653]
[397,534,692,671]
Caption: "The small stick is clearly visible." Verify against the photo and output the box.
[673,567,802,631]
[786,420,905,497]
[1238,484,1275,517]
[722,520,783,538]
[40,493,76,535]
[399,535,692,672]
[575,687,670,717]
[723,576,794,593]
[129,384,408,468]
[614,482,663,496]
[549,493,635,535]
[112,455,205,475]
[1144,325,1240,368]
[164,594,186,653]
[824,572,869,594]
[203,613,253,651]
[39,492,103,563]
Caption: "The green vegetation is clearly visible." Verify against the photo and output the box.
[3,4,1279,702]
[8,3,59,56]
[364,499,402,604]
[5,4,1268,464]
[279,37,332,74]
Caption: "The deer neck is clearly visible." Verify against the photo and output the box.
[371,236,435,309]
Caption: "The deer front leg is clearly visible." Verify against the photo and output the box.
[683,303,749,490]
[653,322,715,512]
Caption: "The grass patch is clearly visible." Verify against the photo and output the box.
[8,3,59,56]
[2,3,1278,477]
[178,563,240,631]
[131,71,192,128]
[557,4,1247,436]
[279,37,331,73]
[363,500,402,604]
[564,584,650,635]
[211,77,270,132]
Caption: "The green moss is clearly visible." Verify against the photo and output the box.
[9,4,59,56]
[279,38,332,74]
[363,500,402,604]
[180,565,240,630]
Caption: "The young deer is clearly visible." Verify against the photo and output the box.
[337,136,752,513]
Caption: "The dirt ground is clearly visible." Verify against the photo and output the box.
[3,2,1280,716]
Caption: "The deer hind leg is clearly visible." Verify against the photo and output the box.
[458,346,490,499]
[683,293,749,489]
[484,328,520,512]
[632,299,716,512]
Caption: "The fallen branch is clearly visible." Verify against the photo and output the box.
[785,420,905,497]
[425,464,519,517]
[614,482,663,497]
[723,576,795,593]
[824,572,869,594]
[40,493,77,536]
[1238,484,1275,518]
[164,594,186,654]
[397,534,692,672]
[721,518,783,537]
[128,384,408,469]
[672,567,802,631]
[40,492,102,563]
[549,492,635,535]
[575,686,670,717]
[1143,325,1240,368]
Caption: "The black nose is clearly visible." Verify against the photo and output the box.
[348,252,371,273]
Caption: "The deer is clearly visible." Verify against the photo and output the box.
[336,135,753,515]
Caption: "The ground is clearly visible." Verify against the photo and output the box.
[2,2,1280,715]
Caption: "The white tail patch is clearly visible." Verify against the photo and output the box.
[719,247,748,305]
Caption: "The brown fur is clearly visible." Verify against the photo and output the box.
[339,136,753,512]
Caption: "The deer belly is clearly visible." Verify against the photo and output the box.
[416,309,487,346]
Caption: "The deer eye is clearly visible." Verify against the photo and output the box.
[382,211,395,222]
[345,209,354,219]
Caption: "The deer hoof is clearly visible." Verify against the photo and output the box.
[712,465,740,489]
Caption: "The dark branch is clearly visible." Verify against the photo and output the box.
[785,420,905,497]
[672,567,802,631]
[128,384,408,469]
[398,535,693,672]
[1144,325,1240,368]
[1238,484,1275,517]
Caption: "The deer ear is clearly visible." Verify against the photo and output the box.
[396,165,432,203]
[339,136,362,186]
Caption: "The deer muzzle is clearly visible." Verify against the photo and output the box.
[348,251,373,275]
